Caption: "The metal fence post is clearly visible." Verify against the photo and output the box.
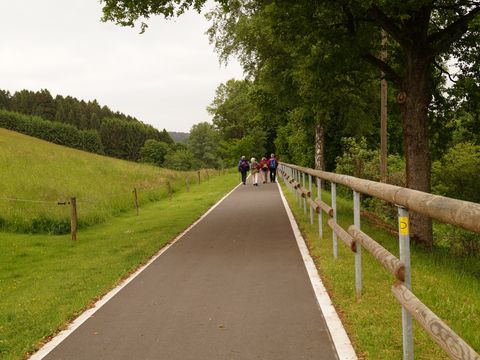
[353,190,362,295]
[302,172,307,215]
[317,177,323,239]
[398,206,414,360]
[295,169,299,203]
[331,182,338,259]
[309,174,313,224]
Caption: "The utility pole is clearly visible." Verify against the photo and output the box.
[380,30,388,183]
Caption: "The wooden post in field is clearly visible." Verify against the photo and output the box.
[70,197,77,241]
[167,181,172,200]
[197,170,201,184]
[133,187,139,215]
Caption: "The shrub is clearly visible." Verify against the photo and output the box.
[432,142,480,203]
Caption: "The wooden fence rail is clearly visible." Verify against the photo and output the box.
[277,163,480,360]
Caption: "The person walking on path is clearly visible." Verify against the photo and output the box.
[238,156,250,185]
[259,157,269,184]
[267,153,278,183]
[250,157,260,186]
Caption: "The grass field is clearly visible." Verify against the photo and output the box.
[279,179,480,359]
[0,128,219,233]
[0,169,239,360]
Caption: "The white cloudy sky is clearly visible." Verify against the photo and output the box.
[0,1,244,132]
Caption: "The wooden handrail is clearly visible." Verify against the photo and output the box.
[328,219,356,252]
[348,225,405,281]
[392,283,480,360]
[281,162,480,233]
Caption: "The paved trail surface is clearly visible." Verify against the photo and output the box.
[43,181,339,360]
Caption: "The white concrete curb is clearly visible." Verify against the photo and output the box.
[276,181,358,360]
[30,181,243,360]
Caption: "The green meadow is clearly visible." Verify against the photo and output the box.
[279,179,480,359]
[0,128,216,234]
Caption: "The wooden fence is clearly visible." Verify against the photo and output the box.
[278,162,480,360]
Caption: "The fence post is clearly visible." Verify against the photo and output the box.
[398,206,414,360]
[133,187,139,215]
[70,197,77,241]
[317,177,323,239]
[197,170,201,184]
[353,190,362,295]
[331,182,338,259]
[167,181,172,200]
[309,174,313,224]
[302,172,307,215]
[295,169,299,204]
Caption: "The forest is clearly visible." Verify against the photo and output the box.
[0,88,173,161]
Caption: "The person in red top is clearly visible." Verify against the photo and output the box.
[259,157,269,184]
[267,153,278,183]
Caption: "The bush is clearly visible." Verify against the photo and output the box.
[139,139,170,166]
[335,137,405,186]
[0,109,104,154]
[432,142,480,203]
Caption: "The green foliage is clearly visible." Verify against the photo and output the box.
[432,142,480,203]
[139,139,170,166]
[163,149,197,170]
[0,109,104,154]
[187,122,221,168]
[275,122,314,167]
[335,137,405,186]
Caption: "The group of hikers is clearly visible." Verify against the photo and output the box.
[237,153,278,186]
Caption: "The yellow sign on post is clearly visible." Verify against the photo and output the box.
[399,217,409,235]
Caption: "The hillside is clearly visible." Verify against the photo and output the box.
[168,131,190,142]
[0,128,208,233]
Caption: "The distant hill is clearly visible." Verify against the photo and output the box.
[169,131,190,142]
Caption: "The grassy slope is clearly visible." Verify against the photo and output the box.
[279,180,480,359]
[0,171,239,360]
[0,128,210,233]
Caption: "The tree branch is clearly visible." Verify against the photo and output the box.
[363,53,402,86]
[428,6,480,56]
[433,61,458,83]
[368,5,412,51]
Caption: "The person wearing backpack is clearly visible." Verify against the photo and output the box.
[259,157,269,184]
[267,153,278,183]
[237,156,250,185]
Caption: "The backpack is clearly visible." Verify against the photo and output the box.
[269,158,277,169]
[241,159,248,170]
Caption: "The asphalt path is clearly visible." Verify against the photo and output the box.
[42,179,339,360]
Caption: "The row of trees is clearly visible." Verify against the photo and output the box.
[100,0,479,248]
[0,88,174,161]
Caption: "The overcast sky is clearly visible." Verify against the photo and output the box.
[0,1,244,132]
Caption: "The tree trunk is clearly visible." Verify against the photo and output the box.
[315,121,325,171]
[399,56,433,248]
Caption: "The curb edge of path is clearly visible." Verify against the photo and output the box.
[276,181,358,360]
[30,181,243,360]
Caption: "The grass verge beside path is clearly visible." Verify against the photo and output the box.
[0,172,239,360]
[279,181,480,359]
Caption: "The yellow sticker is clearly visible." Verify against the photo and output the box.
[399,217,409,235]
